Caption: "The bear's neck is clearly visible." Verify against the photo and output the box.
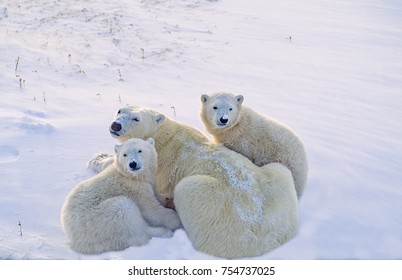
[152,117,208,153]
[152,118,178,152]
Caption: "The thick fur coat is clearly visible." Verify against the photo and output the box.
[61,138,180,254]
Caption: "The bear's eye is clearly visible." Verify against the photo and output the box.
[229,108,233,111]
[138,150,142,153]
[213,106,218,110]
[132,117,140,122]
[123,154,127,157]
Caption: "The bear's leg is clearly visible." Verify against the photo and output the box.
[146,226,173,238]
[87,153,114,173]
[135,190,181,231]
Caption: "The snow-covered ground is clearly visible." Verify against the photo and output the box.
[0,0,401,260]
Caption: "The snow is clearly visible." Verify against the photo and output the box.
[0,0,401,260]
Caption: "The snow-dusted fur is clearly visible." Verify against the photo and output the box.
[61,138,180,255]
[89,105,299,258]
[200,92,308,199]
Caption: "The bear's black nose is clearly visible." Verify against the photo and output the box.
[220,117,228,124]
[111,122,122,131]
[129,161,137,170]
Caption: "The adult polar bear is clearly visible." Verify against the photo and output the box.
[200,93,308,199]
[92,105,298,258]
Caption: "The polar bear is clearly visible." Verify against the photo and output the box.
[89,105,298,258]
[200,92,308,199]
[61,138,181,255]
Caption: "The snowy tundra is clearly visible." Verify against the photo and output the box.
[0,0,401,259]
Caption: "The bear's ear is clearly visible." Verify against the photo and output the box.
[236,95,244,105]
[201,94,209,103]
[146,138,155,146]
[114,144,121,154]
[155,114,165,126]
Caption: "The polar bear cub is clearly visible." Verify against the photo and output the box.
[200,92,308,198]
[61,138,181,255]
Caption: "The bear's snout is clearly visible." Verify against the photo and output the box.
[219,116,228,125]
[111,122,122,132]
[129,161,140,170]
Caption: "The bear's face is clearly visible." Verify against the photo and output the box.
[201,93,244,131]
[114,138,157,177]
[109,106,165,142]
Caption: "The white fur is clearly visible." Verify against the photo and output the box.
[89,105,299,258]
[87,152,115,174]
[200,92,308,198]
[61,138,181,255]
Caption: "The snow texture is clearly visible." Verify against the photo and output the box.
[0,0,401,259]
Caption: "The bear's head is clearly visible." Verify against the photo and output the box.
[109,105,165,142]
[200,92,244,132]
[114,138,157,178]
